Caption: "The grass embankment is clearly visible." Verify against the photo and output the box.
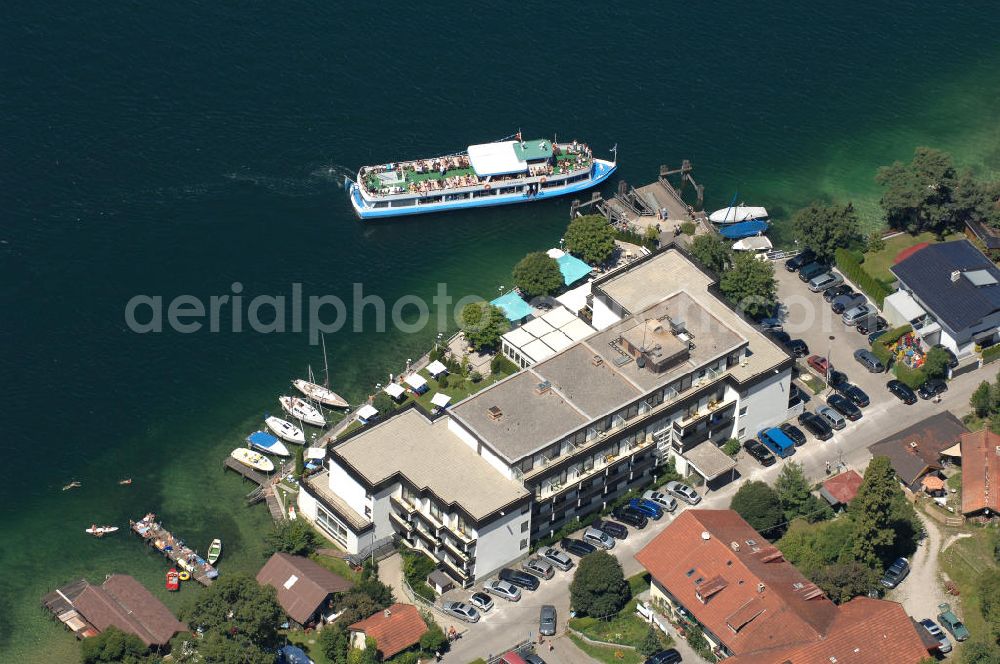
[939,526,1000,648]
[310,552,363,584]
[567,634,646,664]
[568,573,674,651]
[284,629,331,664]
[863,231,962,283]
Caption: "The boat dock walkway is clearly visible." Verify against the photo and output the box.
[222,456,270,485]
[130,515,218,586]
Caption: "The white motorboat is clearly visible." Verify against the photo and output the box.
[292,379,349,408]
[265,415,306,444]
[246,431,291,457]
[279,396,326,427]
[732,236,773,252]
[85,526,119,536]
[709,205,768,224]
[230,447,275,473]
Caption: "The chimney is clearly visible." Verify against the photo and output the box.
[757,583,766,593]
[384,608,391,618]
[701,531,711,541]
[952,270,961,282]
[535,380,552,395]
[730,541,741,552]
[995,445,1000,456]
[487,406,502,420]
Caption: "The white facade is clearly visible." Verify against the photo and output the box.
[329,460,371,521]
[297,488,364,553]
[734,369,792,441]
[472,508,530,578]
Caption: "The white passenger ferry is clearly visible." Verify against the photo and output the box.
[348,135,617,219]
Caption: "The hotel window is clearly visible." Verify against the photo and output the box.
[429,502,444,522]
[519,457,533,473]
[520,539,528,550]
[739,405,748,417]
[521,521,529,533]
[315,505,349,547]
[583,455,594,472]
[680,375,692,392]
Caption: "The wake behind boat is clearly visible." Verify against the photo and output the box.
[246,430,290,457]
[348,135,617,219]
[709,204,768,224]
[230,447,275,473]
[279,396,326,427]
[292,379,348,409]
[265,415,306,444]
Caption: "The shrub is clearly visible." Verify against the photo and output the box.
[533,517,582,550]
[835,248,893,307]
[437,375,449,388]
[264,520,321,557]
[722,438,741,456]
[983,345,1000,364]
[400,551,437,602]
[894,363,927,389]
[491,354,518,376]
[612,227,656,251]
[419,623,448,655]
[679,221,696,235]
[469,370,483,383]
[867,231,886,253]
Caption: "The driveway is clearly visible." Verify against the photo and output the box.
[886,511,947,623]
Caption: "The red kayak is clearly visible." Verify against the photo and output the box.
[165,568,180,591]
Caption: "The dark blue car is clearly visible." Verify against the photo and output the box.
[628,498,663,520]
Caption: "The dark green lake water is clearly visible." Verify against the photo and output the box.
[3,2,999,660]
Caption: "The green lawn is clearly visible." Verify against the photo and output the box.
[400,367,508,412]
[939,526,1000,647]
[568,573,670,650]
[285,629,331,664]
[310,551,363,584]
[863,231,963,283]
[568,634,645,664]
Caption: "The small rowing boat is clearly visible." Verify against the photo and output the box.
[207,538,222,565]
[279,396,326,427]
[230,447,275,472]
[165,568,180,592]
[265,415,306,444]
[63,481,81,491]
[292,379,349,408]
[118,478,132,485]
[247,430,290,457]
[85,525,119,537]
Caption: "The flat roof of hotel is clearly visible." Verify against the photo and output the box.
[332,409,528,521]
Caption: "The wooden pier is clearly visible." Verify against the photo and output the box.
[222,456,271,485]
[130,515,218,586]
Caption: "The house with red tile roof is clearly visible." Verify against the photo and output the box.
[635,510,930,663]
[820,469,863,509]
[960,428,1000,519]
[348,603,428,660]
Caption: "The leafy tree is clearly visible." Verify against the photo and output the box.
[336,591,381,626]
[459,302,509,351]
[180,574,284,650]
[569,551,629,617]
[961,641,1000,664]
[722,437,741,456]
[491,354,518,376]
[719,252,778,319]
[979,570,1000,643]
[777,518,856,574]
[564,214,616,264]
[321,624,351,664]
[812,561,880,604]
[922,346,951,379]
[294,444,304,478]
[196,631,274,664]
[685,625,711,659]
[730,481,785,539]
[792,203,862,261]
[972,381,994,418]
[776,462,832,523]
[689,233,732,274]
[80,627,152,664]
[419,622,448,655]
[867,231,886,253]
[346,637,378,664]
[638,626,662,656]
[512,252,563,298]
[371,391,397,415]
[264,519,321,557]
[848,456,899,569]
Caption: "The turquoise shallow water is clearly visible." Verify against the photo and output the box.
[2,2,1000,661]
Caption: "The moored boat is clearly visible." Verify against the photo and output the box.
[292,379,348,408]
[279,396,326,427]
[85,525,118,537]
[230,447,275,473]
[165,568,180,592]
[709,204,769,224]
[348,135,617,219]
[207,538,222,565]
[265,415,306,444]
[246,430,290,457]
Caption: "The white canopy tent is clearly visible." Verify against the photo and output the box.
[426,360,448,377]
[357,404,378,421]
[383,383,405,399]
[305,447,326,460]
[431,393,452,408]
[467,141,527,177]
[404,373,428,391]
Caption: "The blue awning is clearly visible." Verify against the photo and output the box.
[719,220,769,239]
[557,253,593,286]
[491,291,534,322]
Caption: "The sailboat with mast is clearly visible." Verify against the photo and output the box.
[292,335,349,408]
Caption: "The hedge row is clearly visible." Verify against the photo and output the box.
[982,345,1000,364]
[893,363,928,389]
[834,248,893,308]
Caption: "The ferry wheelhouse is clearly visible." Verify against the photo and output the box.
[348,136,617,219]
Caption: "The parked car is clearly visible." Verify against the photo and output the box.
[522,557,555,580]
[442,601,480,623]
[758,427,796,457]
[524,656,546,664]
[827,393,862,421]
[499,567,540,591]
[785,248,816,272]
[484,578,522,602]
[583,526,616,550]
[769,329,792,345]
[886,379,917,405]
[541,547,574,571]
[665,480,702,505]
[644,650,683,664]
[917,378,948,400]
[499,652,530,664]
[823,284,854,303]
[868,330,888,346]
[593,519,628,539]
[919,618,952,654]
[832,294,867,315]
[853,348,885,373]
[798,262,829,282]
[808,272,844,292]
[816,405,846,430]
[835,383,870,408]
[468,592,494,613]
[879,557,910,588]
[798,411,834,440]
[628,497,664,520]
[806,355,830,375]
[932,344,959,369]
[780,422,807,446]
[758,316,784,331]
[744,439,776,466]
[937,603,970,641]
[842,304,874,325]
[611,507,648,529]
[785,338,809,358]
[855,315,888,335]
[560,538,597,558]
[642,490,678,512]
[827,369,849,389]
[539,605,557,637]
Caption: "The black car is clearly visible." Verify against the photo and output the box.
[561,538,597,557]
[769,330,792,345]
[593,519,628,539]
[917,378,948,400]
[879,557,910,589]
[786,339,809,358]
[831,294,866,315]
[836,383,870,408]
[498,567,540,591]
[798,262,829,282]
[932,344,959,369]
[827,393,862,421]
[823,284,854,303]
[886,379,917,405]
[611,507,648,529]
[785,248,816,272]
[780,422,807,447]
[744,439,776,466]
[645,649,683,664]
[827,369,849,389]
[798,411,834,440]
[855,315,888,335]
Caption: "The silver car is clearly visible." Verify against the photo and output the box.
[583,526,616,550]
[442,600,480,623]
[484,578,522,602]
[468,591,494,614]
[919,618,952,654]
[541,547,574,571]
[816,405,846,430]
[539,604,557,636]
[643,489,678,512]
[842,304,872,325]
[665,481,701,505]
[808,272,844,292]
[522,557,555,579]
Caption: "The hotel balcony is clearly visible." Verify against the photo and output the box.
[444,523,477,545]
[412,524,440,547]
[440,555,470,580]
[442,537,473,563]
[676,397,735,431]
[412,507,446,533]
[537,435,657,500]
[389,510,413,532]
[390,494,417,514]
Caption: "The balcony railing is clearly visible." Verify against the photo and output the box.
[538,436,656,500]
[389,510,413,532]
[390,495,417,514]
[442,537,472,562]
[440,555,470,579]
